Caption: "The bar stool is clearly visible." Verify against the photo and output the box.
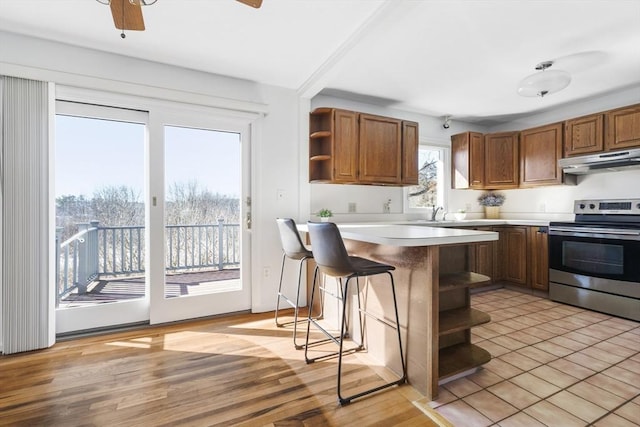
[275,218,315,349]
[304,221,406,405]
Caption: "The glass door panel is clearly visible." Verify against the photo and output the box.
[163,126,242,298]
[54,102,149,334]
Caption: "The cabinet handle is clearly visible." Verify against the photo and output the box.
[538,227,547,233]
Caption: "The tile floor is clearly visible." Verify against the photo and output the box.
[418,288,640,427]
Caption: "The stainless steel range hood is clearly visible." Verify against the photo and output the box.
[559,147,640,175]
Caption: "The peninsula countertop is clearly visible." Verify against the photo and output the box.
[298,223,498,247]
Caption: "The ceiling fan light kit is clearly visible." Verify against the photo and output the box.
[517,60,571,98]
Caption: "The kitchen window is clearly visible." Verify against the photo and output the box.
[405,145,448,212]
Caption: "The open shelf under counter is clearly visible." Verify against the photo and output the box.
[439,307,491,336]
[439,271,491,292]
[438,342,492,381]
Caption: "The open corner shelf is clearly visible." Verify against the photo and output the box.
[439,307,491,336]
[439,343,492,380]
[439,271,491,292]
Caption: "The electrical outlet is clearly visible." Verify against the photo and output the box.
[276,189,285,201]
[465,203,472,211]
[539,203,547,213]
[263,267,270,278]
[348,202,357,213]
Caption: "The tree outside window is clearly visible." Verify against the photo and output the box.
[406,146,446,210]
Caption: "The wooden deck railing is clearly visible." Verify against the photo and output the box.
[56,219,240,301]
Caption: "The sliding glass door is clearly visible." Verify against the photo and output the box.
[54,96,253,333]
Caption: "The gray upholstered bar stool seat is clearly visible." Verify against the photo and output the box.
[275,218,315,349]
[304,221,406,405]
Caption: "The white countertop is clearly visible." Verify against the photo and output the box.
[392,219,551,227]
[299,223,499,247]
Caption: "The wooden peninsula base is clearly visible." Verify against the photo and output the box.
[300,223,497,400]
[341,240,491,400]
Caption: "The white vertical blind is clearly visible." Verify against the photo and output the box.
[1,76,53,354]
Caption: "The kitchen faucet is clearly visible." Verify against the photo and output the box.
[431,206,442,221]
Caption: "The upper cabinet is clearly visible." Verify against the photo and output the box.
[605,104,640,151]
[309,108,418,186]
[564,103,640,157]
[358,113,402,184]
[520,122,563,187]
[402,121,420,185]
[484,132,519,189]
[309,108,357,183]
[564,113,603,157]
[451,103,640,190]
[451,132,484,189]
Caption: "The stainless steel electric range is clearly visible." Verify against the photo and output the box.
[548,199,640,321]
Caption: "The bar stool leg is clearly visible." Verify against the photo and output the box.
[276,253,313,349]
[337,273,406,405]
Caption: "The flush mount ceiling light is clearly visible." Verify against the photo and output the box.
[517,61,571,98]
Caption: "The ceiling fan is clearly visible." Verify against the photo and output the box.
[97,0,263,38]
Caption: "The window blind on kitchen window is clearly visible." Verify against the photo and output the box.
[0,76,54,354]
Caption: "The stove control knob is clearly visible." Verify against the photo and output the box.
[579,203,586,210]
[637,203,640,210]
[589,204,596,209]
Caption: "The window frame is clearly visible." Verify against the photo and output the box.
[403,143,450,213]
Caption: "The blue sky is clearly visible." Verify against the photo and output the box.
[55,115,241,199]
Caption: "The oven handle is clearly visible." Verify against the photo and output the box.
[549,226,640,240]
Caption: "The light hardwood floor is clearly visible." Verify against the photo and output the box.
[0,311,437,426]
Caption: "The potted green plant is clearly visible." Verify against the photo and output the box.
[478,192,505,219]
[454,209,466,221]
[317,208,333,222]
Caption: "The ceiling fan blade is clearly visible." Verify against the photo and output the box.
[236,0,263,8]
[110,0,145,31]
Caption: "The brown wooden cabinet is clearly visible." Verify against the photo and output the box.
[402,121,419,184]
[359,113,403,184]
[451,131,484,189]
[309,108,358,183]
[528,226,549,291]
[467,227,495,282]
[501,226,528,286]
[605,104,640,151]
[309,108,418,185]
[520,123,564,187]
[564,113,604,157]
[484,132,519,189]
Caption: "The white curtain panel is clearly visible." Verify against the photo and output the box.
[1,76,53,354]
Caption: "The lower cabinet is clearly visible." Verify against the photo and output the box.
[467,225,549,291]
[468,226,495,282]
[502,226,528,287]
[528,226,549,291]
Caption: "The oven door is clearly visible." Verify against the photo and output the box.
[549,225,640,284]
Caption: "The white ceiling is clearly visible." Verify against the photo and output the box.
[1,0,640,125]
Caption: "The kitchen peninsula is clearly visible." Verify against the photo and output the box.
[301,223,498,400]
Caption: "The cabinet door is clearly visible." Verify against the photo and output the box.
[504,227,527,286]
[402,121,419,185]
[520,123,563,187]
[359,113,402,184]
[493,226,507,282]
[528,226,549,291]
[451,132,484,189]
[468,227,495,281]
[605,104,640,151]
[333,109,359,183]
[484,132,519,189]
[564,114,604,156]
